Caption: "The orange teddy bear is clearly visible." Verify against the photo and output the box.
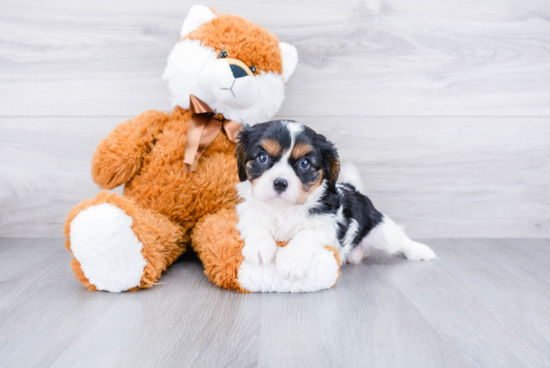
[65,5,341,293]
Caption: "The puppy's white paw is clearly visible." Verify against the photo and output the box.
[276,246,314,280]
[242,237,277,265]
[403,241,436,261]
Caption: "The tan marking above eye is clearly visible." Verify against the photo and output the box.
[291,142,313,160]
[260,139,282,157]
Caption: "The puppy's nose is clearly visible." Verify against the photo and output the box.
[230,64,248,79]
[273,178,288,193]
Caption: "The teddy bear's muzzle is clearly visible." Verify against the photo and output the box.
[198,59,258,109]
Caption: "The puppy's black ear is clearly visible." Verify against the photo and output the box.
[317,134,340,193]
[235,125,252,182]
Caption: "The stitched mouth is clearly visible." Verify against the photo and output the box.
[221,79,236,98]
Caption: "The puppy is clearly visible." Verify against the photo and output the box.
[235,120,435,280]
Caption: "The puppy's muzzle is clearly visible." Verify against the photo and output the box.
[273,178,288,194]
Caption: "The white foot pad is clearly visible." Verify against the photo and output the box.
[403,241,437,261]
[237,247,340,293]
[70,203,147,292]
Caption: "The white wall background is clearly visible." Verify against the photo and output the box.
[1,0,549,238]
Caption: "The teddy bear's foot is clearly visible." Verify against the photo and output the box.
[70,203,147,292]
[65,191,187,292]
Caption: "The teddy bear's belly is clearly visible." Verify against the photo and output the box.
[123,146,240,228]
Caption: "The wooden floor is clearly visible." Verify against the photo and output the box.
[1,239,549,367]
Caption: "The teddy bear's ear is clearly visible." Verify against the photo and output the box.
[180,5,216,38]
[279,42,299,82]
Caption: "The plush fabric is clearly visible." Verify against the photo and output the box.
[64,6,340,293]
[65,191,187,291]
[65,108,241,291]
[187,14,283,75]
[191,208,248,292]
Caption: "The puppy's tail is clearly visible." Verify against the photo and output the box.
[338,162,364,193]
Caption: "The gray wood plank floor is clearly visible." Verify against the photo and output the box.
[1,238,549,368]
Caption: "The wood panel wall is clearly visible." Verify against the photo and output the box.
[1,0,549,238]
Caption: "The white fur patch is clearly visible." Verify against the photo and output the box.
[358,215,436,261]
[236,180,335,245]
[180,5,216,38]
[339,218,359,260]
[163,39,218,110]
[279,42,299,82]
[285,120,304,145]
[347,246,364,265]
[338,162,364,193]
[69,203,147,293]
[236,180,341,285]
[237,246,340,293]
[163,38,287,125]
[214,71,285,125]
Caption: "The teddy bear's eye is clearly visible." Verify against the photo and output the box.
[250,65,256,74]
[219,49,228,58]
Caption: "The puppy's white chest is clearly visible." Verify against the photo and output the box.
[235,181,339,247]
[262,206,307,241]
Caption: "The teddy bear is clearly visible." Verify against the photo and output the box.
[64,5,341,293]
[64,5,340,292]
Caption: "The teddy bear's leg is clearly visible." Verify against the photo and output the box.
[191,208,342,293]
[191,208,248,292]
[65,191,187,292]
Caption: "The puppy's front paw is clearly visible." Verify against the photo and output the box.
[242,238,277,265]
[276,246,313,280]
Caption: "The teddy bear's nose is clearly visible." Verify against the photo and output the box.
[230,64,248,79]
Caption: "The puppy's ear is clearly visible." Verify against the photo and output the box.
[317,135,340,193]
[235,125,252,182]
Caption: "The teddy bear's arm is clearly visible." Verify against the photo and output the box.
[91,110,170,189]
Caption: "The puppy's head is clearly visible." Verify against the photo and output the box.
[236,120,339,205]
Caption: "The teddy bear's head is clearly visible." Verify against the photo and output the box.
[163,5,298,125]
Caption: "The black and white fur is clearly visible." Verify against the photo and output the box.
[235,120,435,280]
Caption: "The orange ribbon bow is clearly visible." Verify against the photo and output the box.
[183,95,242,172]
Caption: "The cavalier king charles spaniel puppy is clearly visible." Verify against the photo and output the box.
[235,120,435,280]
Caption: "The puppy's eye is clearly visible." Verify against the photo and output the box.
[257,152,269,164]
[219,49,228,58]
[250,65,256,74]
[300,157,310,170]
